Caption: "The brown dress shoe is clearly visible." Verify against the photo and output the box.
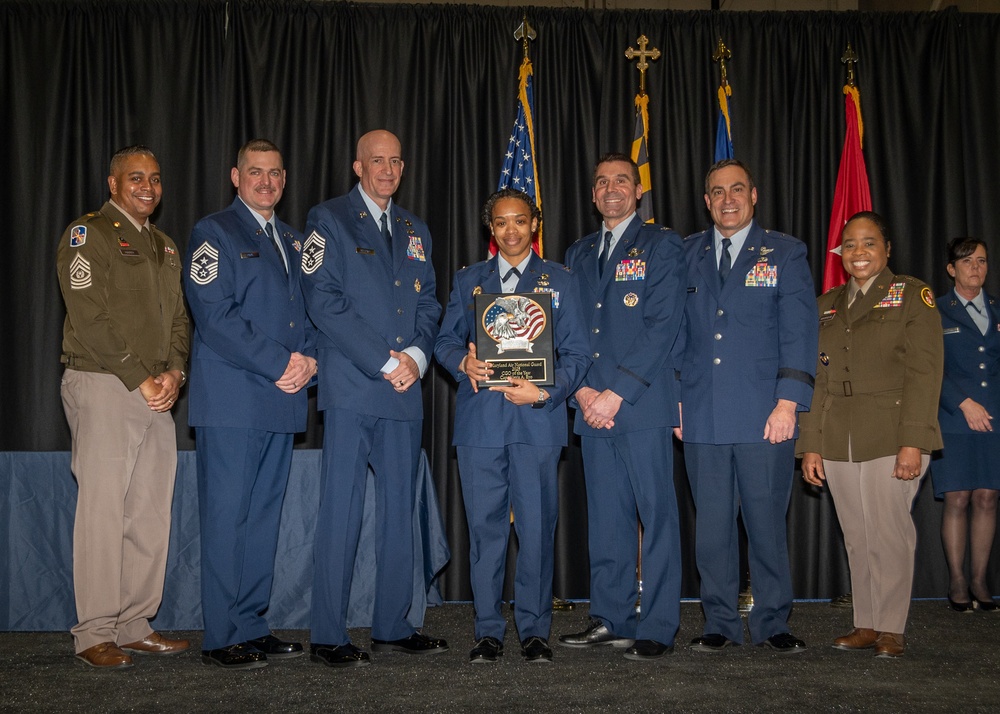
[832,627,877,650]
[121,632,190,655]
[76,642,133,668]
[874,632,905,658]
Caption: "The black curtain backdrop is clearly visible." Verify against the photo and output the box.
[3,1,999,601]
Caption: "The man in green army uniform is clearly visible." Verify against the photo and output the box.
[57,145,190,668]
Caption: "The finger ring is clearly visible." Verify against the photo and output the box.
[168,399,174,404]
[399,380,404,386]
[293,382,298,388]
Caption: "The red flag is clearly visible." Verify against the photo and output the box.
[823,85,872,292]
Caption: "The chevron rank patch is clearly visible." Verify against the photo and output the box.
[190,241,219,285]
[69,253,92,289]
[69,225,87,247]
[302,231,326,274]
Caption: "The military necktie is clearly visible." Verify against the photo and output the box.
[599,231,613,277]
[718,237,732,283]
[380,212,392,254]
[265,222,287,273]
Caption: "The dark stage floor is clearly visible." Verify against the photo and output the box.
[2,601,997,713]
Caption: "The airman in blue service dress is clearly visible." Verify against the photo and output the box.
[185,153,316,669]
[562,214,687,657]
[301,131,445,668]
[435,251,590,661]
[934,287,1000,496]
[679,219,817,650]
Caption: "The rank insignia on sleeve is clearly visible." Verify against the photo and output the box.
[406,235,426,261]
[414,279,422,293]
[623,292,639,307]
[69,225,87,247]
[69,253,92,289]
[920,286,936,308]
[190,241,220,285]
[301,231,325,274]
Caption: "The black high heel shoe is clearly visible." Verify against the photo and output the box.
[971,592,997,612]
[948,592,975,613]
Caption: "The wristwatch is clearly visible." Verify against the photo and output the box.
[531,388,548,409]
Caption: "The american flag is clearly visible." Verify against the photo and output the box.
[494,56,542,256]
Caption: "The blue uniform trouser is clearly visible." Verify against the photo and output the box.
[581,427,682,645]
[684,440,795,644]
[457,444,560,642]
[311,408,420,645]
[197,426,293,650]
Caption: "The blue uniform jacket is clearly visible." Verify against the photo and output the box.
[185,198,314,432]
[300,186,440,419]
[677,221,818,444]
[434,253,591,448]
[563,217,686,436]
[938,288,1000,434]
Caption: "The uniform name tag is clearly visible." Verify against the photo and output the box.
[356,247,375,255]
[943,326,960,335]
[240,251,260,259]
[119,248,140,257]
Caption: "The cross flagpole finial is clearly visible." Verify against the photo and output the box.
[713,37,732,87]
[625,35,661,97]
[842,42,859,87]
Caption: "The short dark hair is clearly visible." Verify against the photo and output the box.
[946,236,988,266]
[237,139,281,169]
[704,158,755,194]
[593,152,640,185]
[843,210,890,246]
[480,188,541,228]
[109,145,156,175]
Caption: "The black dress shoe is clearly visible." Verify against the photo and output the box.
[246,634,304,659]
[370,632,449,655]
[469,637,503,663]
[521,636,553,663]
[762,632,807,654]
[948,593,975,613]
[624,639,673,660]
[557,619,634,648]
[201,643,268,670]
[310,642,371,668]
[690,633,738,652]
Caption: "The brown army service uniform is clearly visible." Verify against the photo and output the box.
[797,266,943,635]
[57,201,189,654]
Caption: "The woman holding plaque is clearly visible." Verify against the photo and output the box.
[934,237,999,612]
[798,211,943,658]
[434,189,590,664]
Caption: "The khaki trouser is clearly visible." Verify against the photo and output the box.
[824,451,929,635]
[60,369,177,653]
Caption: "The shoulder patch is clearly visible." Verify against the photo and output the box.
[920,286,936,308]
[69,225,87,247]
[301,231,326,274]
[189,242,219,285]
[69,253,92,289]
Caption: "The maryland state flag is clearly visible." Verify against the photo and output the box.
[714,81,734,162]
[495,56,543,256]
[631,93,654,224]
[823,84,872,292]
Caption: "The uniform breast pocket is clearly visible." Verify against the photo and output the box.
[113,255,152,291]
[734,289,778,328]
